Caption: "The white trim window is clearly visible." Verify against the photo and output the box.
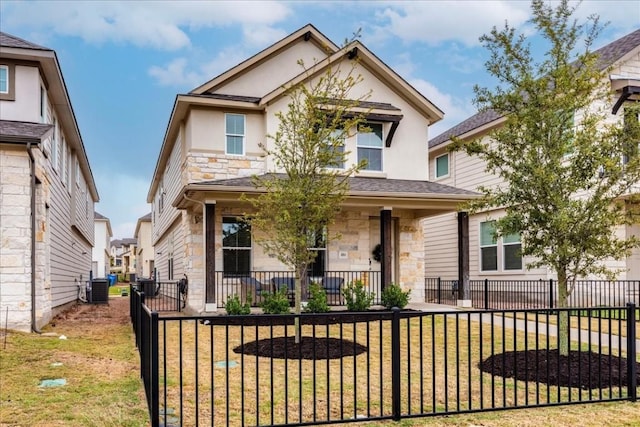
[357,123,383,171]
[326,129,345,169]
[0,65,8,94]
[480,220,522,272]
[435,153,449,179]
[225,113,245,155]
[40,86,46,122]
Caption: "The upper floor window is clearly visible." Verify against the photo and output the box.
[0,65,8,94]
[0,64,14,101]
[480,220,522,272]
[357,123,383,171]
[325,129,345,169]
[222,217,251,276]
[435,153,449,178]
[51,118,58,171]
[225,113,245,155]
[40,87,46,122]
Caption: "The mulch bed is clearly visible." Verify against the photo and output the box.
[479,349,640,390]
[234,336,368,360]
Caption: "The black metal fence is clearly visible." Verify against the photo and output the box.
[425,278,640,310]
[215,270,382,308]
[131,291,638,427]
[133,279,186,312]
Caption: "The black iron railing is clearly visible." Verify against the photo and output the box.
[215,270,382,308]
[131,291,638,427]
[425,278,640,310]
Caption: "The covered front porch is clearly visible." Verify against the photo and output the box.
[172,175,477,312]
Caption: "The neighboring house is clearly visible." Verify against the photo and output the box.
[0,32,99,332]
[92,211,113,278]
[134,212,154,279]
[424,28,640,281]
[147,24,476,312]
[110,238,137,278]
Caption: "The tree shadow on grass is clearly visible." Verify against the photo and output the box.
[480,349,640,389]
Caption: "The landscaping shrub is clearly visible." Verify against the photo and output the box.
[261,286,291,314]
[381,283,411,309]
[304,282,330,313]
[224,294,251,315]
[342,280,374,311]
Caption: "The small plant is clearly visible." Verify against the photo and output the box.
[304,282,330,313]
[224,294,251,315]
[261,286,291,314]
[342,280,375,311]
[381,283,411,310]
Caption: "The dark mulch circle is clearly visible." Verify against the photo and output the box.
[479,349,640,390]
[233,336,368,360]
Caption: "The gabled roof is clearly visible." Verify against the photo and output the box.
[134,212,152,238]
[94,211,108,220]
[429,28,640,148]
[190,24,338,95]
[1,31,99,201]
[0,32,50,50]
[111,238,137,248]
[148,24,444,201]
[94,211,113,237]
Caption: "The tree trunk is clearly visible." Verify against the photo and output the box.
[557,269,570,356]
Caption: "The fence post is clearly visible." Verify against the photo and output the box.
[150,311,160,427]
[484,278,489,309]
[549,279,554,309]
[627,303,637,402]
[391,307,401,421]
[437,277,441,304]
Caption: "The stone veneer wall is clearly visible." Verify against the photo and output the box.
[0,149,53,331]
[186,152,266,182]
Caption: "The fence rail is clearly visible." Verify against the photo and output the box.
[131,291,638,426]
[215,270,382,308]
[425,278,640,310]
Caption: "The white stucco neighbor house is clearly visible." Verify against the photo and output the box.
[134,212,154,279]
[147,24,477,313]
[92,211,113,279]
[424,28,640,283]
[0,32,99,332]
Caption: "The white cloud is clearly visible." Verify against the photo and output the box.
[409,78,476,137]
[148,46,250,88]
[373,1,530,47]
[242,25,288,48]
[1,0,291,50]
[93,172,151,240]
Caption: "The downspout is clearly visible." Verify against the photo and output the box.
[27,143,42,334]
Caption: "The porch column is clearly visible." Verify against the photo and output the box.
[205,202,216,307]
[380,208,392,290]
[457,211,471,307]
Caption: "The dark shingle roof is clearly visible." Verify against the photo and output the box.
[0,120,53,143]
[0,32,50,50]
[197,173,477,196]
[94,211,108,220]
[111,238,137,247]
[138,212,152,221]
[429,28,640,148]
[190,93,261,103]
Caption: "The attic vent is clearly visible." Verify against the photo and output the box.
[347,47,358,60]
[304,31,311,42]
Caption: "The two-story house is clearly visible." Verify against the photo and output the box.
[424,28,640,282]
[110,238,137,280]
[148,24,476,313]
[0,32,99,332]
[134,213,154,279]
[92,211,113,279]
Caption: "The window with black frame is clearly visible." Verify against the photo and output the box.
[222,217,251,276]
[307,228,326,277]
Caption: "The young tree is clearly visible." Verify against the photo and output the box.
[453,0,640,354]
[243,47,369,342]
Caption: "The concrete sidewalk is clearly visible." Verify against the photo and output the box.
[409,302,640,352]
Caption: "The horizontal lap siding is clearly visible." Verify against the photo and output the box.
[423,212,458,279]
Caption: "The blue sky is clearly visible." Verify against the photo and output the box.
[1,1,638,239]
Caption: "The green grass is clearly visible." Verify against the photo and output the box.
[0,315,148,426]
[109,285,130,296]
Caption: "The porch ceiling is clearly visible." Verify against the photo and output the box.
[173,174,478,217]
